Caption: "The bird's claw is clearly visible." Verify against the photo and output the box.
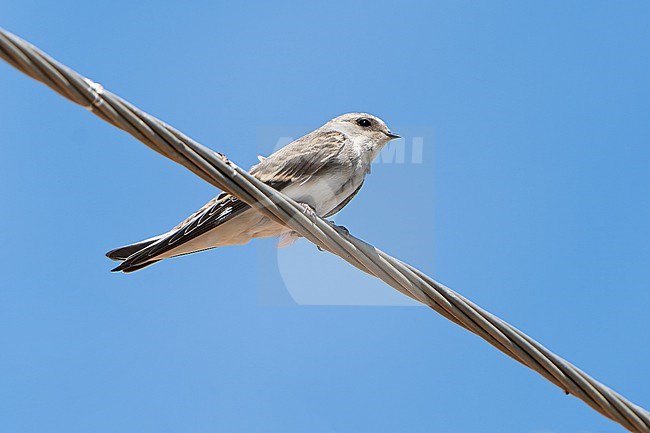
[327,220,350,236]
[298,202,317,219]
[316,221,350,252]
[215,151,229,163]
[334,224,350,236]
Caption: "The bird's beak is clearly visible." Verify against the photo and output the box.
[385,131,401,139]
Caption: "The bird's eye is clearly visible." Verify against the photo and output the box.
[356,118,372,127]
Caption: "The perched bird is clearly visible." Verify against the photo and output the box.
[107,113,399,272]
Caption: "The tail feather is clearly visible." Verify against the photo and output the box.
[107,234,173,273]
[111,259,161,273]
[106,237,162,261]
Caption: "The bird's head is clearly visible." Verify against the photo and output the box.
[326,113,400,148]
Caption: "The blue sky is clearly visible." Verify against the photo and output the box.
[1,1,649,432]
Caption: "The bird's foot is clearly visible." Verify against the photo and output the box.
[298,202,318,219]
[296,202,324,250]
[316,221,350,252]
[215,151,229,163]
[329,222,350,236]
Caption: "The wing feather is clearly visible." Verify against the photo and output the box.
[250,130,348,190]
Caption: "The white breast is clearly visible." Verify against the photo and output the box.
[281,172,361,216]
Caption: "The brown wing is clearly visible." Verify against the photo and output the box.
[250,130,348,190]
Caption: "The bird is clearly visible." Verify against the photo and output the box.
[106,113,400,272]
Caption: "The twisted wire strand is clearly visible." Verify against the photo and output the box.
[1,27,647,432]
